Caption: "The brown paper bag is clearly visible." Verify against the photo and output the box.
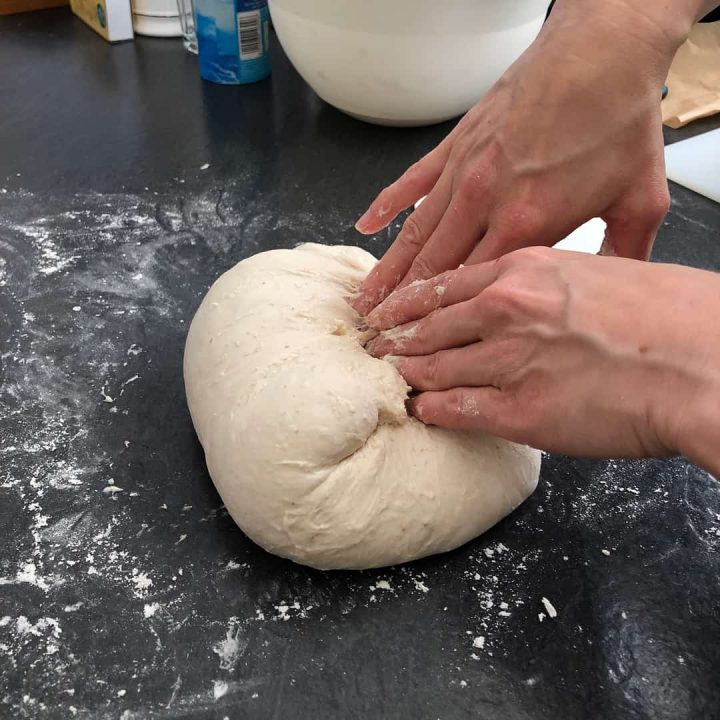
[662,23,720,128]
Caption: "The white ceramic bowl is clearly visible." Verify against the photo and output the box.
[269,0,548,126]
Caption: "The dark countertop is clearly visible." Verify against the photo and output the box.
[1,8,719,720]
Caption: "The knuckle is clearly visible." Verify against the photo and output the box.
[420,351,443,389]
[399,214,427,253]
[510,245,555,265]
[444,388,470,418]
[412,317,433,347]
[494,244,553,278]
[482,203,549,263]
[635,201,667,228]
[617,184,671,228]
[443,388,497,426]
[408,253,439,281]
[484,261,566,324]
[645,186,671,223]
[479,282,513,316]
[457,170,489,204]
[481,278,527,319]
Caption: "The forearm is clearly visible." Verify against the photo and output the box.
[538,1,720,476]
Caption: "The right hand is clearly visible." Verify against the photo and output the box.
[365,247,720,476]
[353,0,687,316]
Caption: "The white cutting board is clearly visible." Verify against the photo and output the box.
[665,128,720,204]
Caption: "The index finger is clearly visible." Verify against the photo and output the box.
[355,144,450,235]
[367,261,500,331]
[352,174,452,316]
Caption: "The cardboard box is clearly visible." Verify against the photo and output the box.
[70,0,133,41]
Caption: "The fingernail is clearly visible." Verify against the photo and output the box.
[355,210,373,234]
[407,395,421,418]
[352,295,373,317]
[349,286,369,313]
[368,334,395,358]
[365,338,378,356]
[365,307,382,329]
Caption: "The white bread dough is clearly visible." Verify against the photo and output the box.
[184,244,540,570]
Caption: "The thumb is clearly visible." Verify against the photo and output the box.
[600,217,657,260]
[601,187,670,260]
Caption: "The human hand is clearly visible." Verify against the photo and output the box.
[352,0,688,316]
[365,247,720,475]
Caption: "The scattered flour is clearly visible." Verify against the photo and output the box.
[143,603,160,619]
[131,572,153,598]
[212,617,248,671]
[1,188,716,715]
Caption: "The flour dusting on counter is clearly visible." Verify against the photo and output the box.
[1,186,719,717]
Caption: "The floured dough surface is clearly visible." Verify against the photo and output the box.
[184,244,540,570]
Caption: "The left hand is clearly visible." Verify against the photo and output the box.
[364,246,720,470]
[351,0,681,316]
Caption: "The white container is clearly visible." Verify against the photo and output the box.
[132,0,182,36]
[269,0,547,126]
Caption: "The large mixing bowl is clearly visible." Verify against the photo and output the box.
[269,0,548,126]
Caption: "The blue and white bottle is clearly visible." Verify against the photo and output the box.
[195,0,271,84]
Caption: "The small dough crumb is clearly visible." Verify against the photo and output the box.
[541,597,558,618]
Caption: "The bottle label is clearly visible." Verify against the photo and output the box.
[197,0,271,84]
[237,10,262,60]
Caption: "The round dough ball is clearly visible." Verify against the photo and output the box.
[184,244,540,570]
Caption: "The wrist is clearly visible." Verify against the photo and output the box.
[643,268,720,476]
[545,0,696,80]
[657,297,720,476]
[676,385,720,478]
